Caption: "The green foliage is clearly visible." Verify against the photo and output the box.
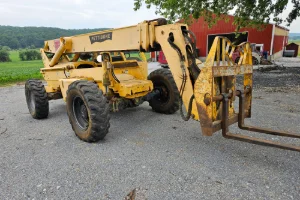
[0,51,42,86]
[0,26,109,50]
[19,49,41,61]
[134,0,300,31]
[0,46,11,51]
[0,46,11,62]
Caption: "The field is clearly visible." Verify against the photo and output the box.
[0,51,150,86]
[0,51,43,86]
[288,40,300,56]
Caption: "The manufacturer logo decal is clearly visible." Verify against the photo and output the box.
[89,32,112,44]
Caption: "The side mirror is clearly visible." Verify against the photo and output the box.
[96,55,102,63]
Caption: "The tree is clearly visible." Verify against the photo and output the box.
[0,46,11,51]
[0,49,11,62]
[0,26,109,50]
[19,49,42,61]
[134,0,300,30]
[28,45,36,49]
[19,51,25,61]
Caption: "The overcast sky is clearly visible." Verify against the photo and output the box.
[0,0,299,32]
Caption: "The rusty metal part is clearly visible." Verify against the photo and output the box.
[220,90,300,152]
[204,88,251,105]
[194,36,253,136]
[194,35,300,151]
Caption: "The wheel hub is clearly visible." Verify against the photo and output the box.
[73,96,89,130]
[80,105,88,119]
[153,85,170,104]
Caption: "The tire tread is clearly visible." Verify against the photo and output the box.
[66,80,110,142]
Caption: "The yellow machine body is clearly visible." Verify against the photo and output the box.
[38,18,300,151]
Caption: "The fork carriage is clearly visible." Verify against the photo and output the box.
[194,36,300,151]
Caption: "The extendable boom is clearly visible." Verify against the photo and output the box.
[43,18,300,151]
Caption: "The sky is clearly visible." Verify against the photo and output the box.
[0,0,299,33]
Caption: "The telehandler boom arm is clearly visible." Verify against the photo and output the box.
[43,18,201,121]
[41,18,300,151]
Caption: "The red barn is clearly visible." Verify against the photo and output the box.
[188,15,289,60]
[151,15,289,61]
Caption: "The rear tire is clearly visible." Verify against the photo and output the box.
[148,68,180,114]
[25,80,49,119]
[66,81,110,142]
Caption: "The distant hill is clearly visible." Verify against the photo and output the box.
[0,26,110,49]
[289,33,300,40]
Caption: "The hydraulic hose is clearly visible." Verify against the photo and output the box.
[183,29,198,58]
[167,33,184,61]
[168,33,195,121]
[111,64,120,83]
[167,33,187,97]
[179,95,195,121]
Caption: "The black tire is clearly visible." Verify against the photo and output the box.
[25,79,49,119]
[66,81,110,142]
[148,68,180,114]
[252,56,259,65]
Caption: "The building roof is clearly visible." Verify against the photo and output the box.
[273,24,290,31]
[287,42,299,46]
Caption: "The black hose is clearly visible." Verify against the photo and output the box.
[179,95,195,121]
[183,29,198,58]
[167,33,184,61]
[167,34,187,96]
[111,64,120,83]
[167,33,195,121]
[182,32,200,85]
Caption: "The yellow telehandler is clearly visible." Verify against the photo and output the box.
[25,18,300,151]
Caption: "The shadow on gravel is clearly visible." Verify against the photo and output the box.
[48,104,67,119]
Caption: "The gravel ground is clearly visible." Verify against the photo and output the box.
[0,61,300,200]
[275,57,300,68]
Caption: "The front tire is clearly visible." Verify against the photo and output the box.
[66,81,110,142]
[148,68,180,114]
[25,80,49,119]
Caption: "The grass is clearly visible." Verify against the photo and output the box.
[129,52,151,60]
[0,51,151,86]
[0,51,43,86]
[288,40,300,57]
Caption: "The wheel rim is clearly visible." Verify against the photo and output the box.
[154,82,170,104]
[73,96,89,130]
[26,89,35,113]
[30,92,35,111]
